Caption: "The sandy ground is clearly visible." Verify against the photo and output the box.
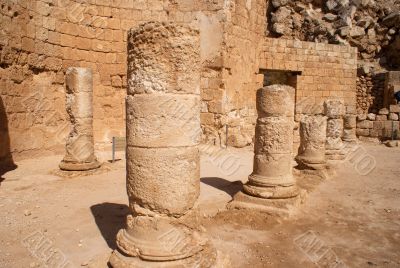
[0,142,399,268]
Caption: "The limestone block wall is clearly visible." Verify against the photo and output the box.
[0,0,360,161]
[259,38,358,149]
[0,0,227,161]
[356,105,400,140]
[200,0,267,148]
[356,72,385,114]
[355,72,400,140]
[260,38,358,113]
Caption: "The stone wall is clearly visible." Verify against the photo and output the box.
[356,71,400,140]
[267,0,400,69]
[260,38,358,149]
[201,32,358,148]
[356,72,386,114]
[260,38,358,112]
[0,0,359,162]
[0,0,227,161]
[200,0,266,148]
[356,105,400,139]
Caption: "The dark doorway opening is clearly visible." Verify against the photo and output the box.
[260,69,301,88]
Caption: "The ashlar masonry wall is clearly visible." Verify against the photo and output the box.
[0,0,228,161]
[200,0,267,148]
[0,0,359,162]
[199,36,358,149]
[260,38,358,148]
[260,38,358,113]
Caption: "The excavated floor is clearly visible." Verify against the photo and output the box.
[0,143,399,267]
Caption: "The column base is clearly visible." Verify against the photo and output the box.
[296,161,327,170]
[59,159,101,171]
[295,156,327,170]
[326,155,346,161]
[342,137,358,143]
[297,167,332,180]
[228,190,306,217]
[243,183,299,199]
[109,241,220,268]
[109,215,219,268]
[343,129,358,143]
[326,150,346,160]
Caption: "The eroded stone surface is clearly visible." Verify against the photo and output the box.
[59,67,100,171]
[110,22,216,268]
[326,118,345,158]
[126,146,200,217]
[343,115,358,142]
[324,99,346,119]
[296,115,327,169]
[127,22,200,95]
[126,94,201,148]
[256,85,295,117]
[325,100,346,160]
[240,85,298,200]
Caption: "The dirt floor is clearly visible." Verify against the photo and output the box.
[0,142,399,268]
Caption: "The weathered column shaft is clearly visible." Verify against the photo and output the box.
[324,99,345,160]
[110,22,214,267]
[125,22,201,217]
[326,119,343,148]
[126,94,200,216]
[343,114,357,142]
[59,67,100,171]
[243,85,298,199]
[296,115,327,169]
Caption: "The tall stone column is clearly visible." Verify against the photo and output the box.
[296,115,327,170]
[59,67,100,171]
[324,99,346,160]
[110,22,215,267]
[230,85,299,215]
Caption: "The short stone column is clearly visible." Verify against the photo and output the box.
[296,115,327,170]
[230,85,300,216]
[110,22,215,267]
[244,85,298,198]
[343,114,357,142]
[324,99,346,160]
[59,67,100,171]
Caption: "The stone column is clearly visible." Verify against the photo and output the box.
[230,85,299,216]
[59,67,100,171]
[110,22,215,267]
[296,115,327,170]
[243,85,298,199]
[324,99,346,160]
[343,114,357,142]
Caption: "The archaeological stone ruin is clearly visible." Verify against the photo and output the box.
[296,115,328,170]
[324,99,346,161]
[230,85,301,216]
[0,0,400,267]
[109,22,218,267]
[59,67,101,171]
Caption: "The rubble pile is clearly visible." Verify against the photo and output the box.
[268,0,400,68]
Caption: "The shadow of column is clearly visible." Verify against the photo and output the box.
[0,96,17,184]
[200,177,243,197]
[90,203,129,250]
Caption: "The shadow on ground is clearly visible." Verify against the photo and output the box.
[201,177,243,197]
[0,164,20,186]
[0,96,17,185]
[90,203,129,249]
